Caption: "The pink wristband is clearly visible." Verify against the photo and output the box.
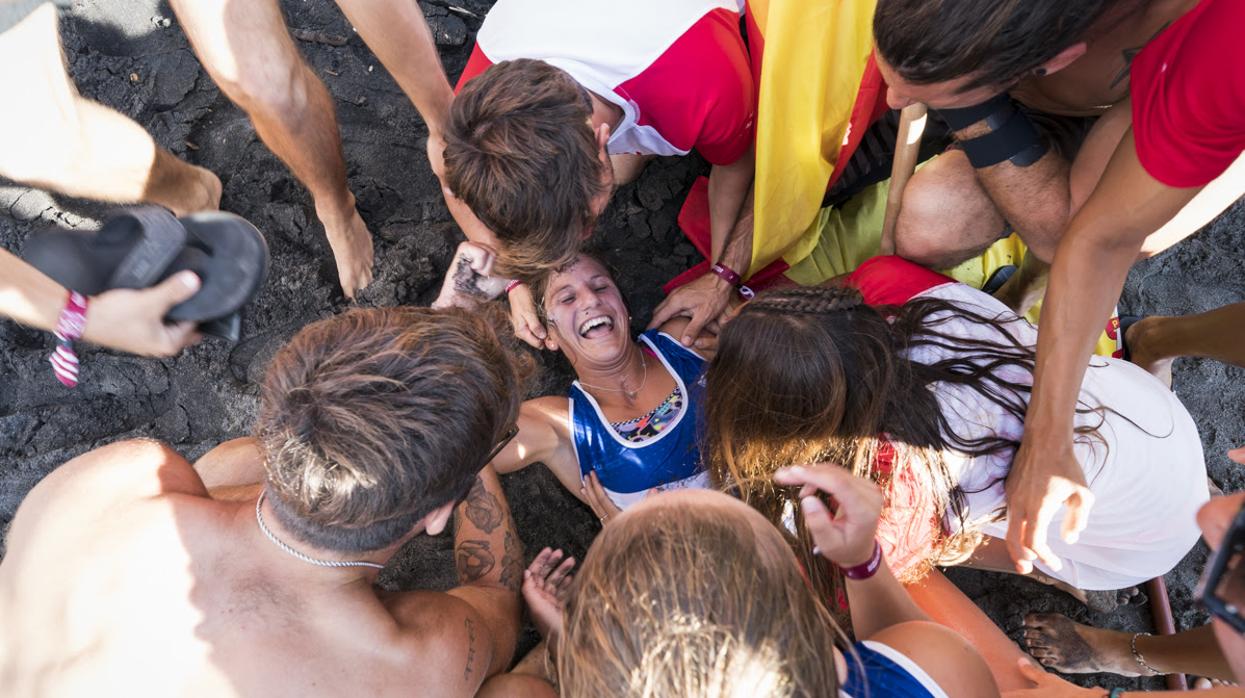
[840,540,883,580]
[49,290,88,388]
[709,262,742,286]
[504,279,524,295]
[710,263,756,300]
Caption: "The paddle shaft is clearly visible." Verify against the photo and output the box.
[880,103,928,254]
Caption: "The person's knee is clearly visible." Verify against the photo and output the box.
[212,46,309,117]
[895,154,1005,269]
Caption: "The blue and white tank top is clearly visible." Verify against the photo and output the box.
[841,641,949,698]
[568,330,709,509]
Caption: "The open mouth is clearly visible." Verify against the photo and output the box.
[578,315,614,339]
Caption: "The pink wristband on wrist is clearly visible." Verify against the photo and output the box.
[710,263,756,300]
[840,540,883,580]
[49,290,88,388]
[505,279,524,295]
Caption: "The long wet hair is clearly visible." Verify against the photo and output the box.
[703,285,1105,598]
[558,492,852,697]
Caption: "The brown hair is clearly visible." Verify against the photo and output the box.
[557,492,849,697]
[256,306,523,553]
[444,59,607,279]
[873,0,1138,92]
[703,286,1107,596]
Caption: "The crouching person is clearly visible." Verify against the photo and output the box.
[0,306,525,697]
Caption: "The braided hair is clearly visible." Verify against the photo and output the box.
[703,284,1106,599]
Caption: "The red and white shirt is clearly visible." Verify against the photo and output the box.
[455,0,755,165]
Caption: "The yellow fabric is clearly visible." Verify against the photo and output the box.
[748,0,878,276]
[783,173,1120,357]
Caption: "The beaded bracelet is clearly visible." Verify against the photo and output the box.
[49,290,88,388]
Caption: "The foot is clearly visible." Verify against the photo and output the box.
[165,164,222,217]
[1123,317,1174,387]
[1031,570,1144,613]
[317,202,374,300]
[1022,613,1157,677]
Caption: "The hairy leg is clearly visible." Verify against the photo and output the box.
[1023,616,1231,680]
[1127,302,1245,381]
[169,0,373,298]
[893,150,1007,270]
[0,4,220,214]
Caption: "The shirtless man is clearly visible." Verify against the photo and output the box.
[166,0,459,299]
[0,306,526,697]
[872,0,1240,288]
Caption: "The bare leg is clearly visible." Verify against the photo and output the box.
[893,149,1007,270]
[168,0,373,298]
[0,4,220,215]
[1023,616,1232,681]
[1126,303,1245,381]
[905,568,1030,691]
[960,536,1143,612]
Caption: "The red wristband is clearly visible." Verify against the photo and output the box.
[710,263,756,300]
[504,279,524,295]
[49,290,88,388]
[710,262,742,286]
[840,540,883,580]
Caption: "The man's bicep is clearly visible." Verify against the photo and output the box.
[388,592,502,696]
[445,585,520,678]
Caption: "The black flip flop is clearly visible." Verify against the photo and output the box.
[23,207,269,341]
[981,263,1018,296]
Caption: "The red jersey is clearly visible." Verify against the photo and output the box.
[1131,0,1245,187]
[455,0,755,166]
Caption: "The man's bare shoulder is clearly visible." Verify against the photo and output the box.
[375,590,497,696]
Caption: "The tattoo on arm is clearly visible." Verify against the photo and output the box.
[456,539,496,584]
[1109,21,1172,89]
[498,531,523,592]
[463,475,503,533]
[452,257,488,298]
[463,617,478,682]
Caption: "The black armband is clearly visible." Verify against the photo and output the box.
[935,94,1048,168]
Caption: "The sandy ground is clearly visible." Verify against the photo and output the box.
[1,0,1242,691]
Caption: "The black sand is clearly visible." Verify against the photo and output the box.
[1,1,1242,691]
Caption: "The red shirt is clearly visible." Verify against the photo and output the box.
[455,0,755,166]
[1130,0,1245,187]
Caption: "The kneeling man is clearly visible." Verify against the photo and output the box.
[0,306,525,697]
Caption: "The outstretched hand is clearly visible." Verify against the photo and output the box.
[522,548,576,641]
[84,271,203,357]
[648,273,733,348]
[773,464,882,568]
[1003,433,1094,575]
[433,241,510,309]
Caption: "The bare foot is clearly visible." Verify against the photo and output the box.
[1022,613,1156,677]
[318,203,374,300]
[163,164,222,217]
[1031,569,1143,613]
[1124,317,1174,387]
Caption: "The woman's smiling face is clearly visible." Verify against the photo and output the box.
[542,256,632,367]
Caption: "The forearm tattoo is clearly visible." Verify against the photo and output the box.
[456,539,496,584]
[499,531,523,592]
[452,256,489,298]
[463,475,503,533]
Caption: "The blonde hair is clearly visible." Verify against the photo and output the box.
[557,494,849,697]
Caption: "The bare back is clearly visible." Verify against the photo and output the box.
[0,440,484,698]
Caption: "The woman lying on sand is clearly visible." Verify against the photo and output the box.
[702,255,1209,600]
[435,242,716,520]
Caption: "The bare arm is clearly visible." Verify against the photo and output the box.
[334,0,453,136]
[707,147,755,266]
[1004,130,1200,573]
[0,249,200,356]
[446,465,524,680]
